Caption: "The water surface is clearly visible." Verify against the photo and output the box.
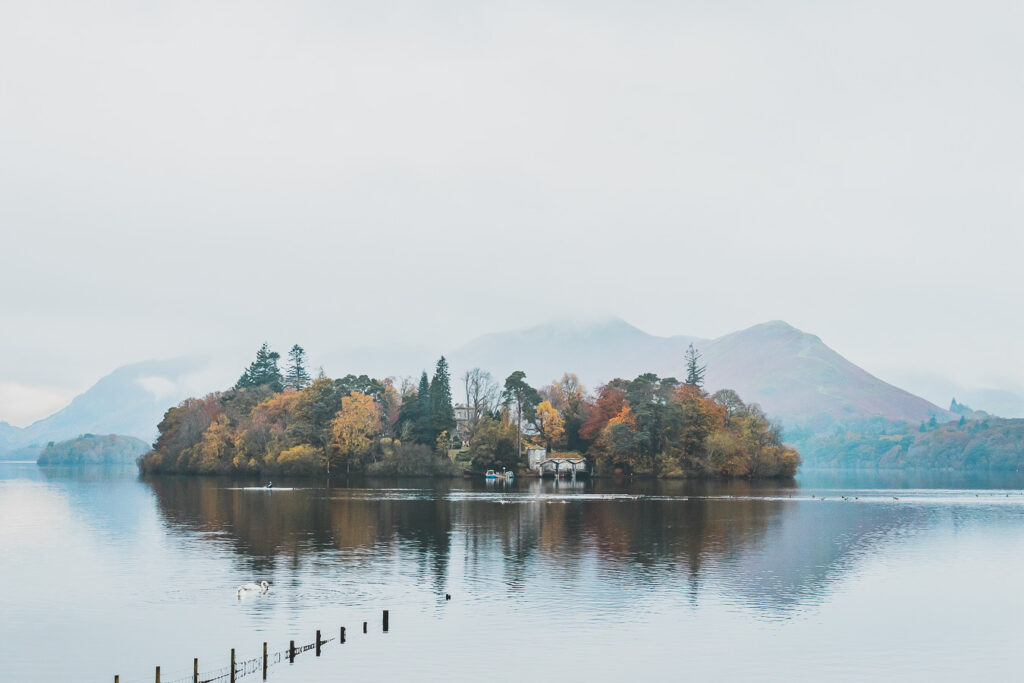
[1,463,1022,682]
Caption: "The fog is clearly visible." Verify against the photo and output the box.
[1,0,1021,424]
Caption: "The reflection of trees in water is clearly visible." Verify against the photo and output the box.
[144,476,927,615]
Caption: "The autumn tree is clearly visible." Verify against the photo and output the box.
[235,343,284,392]
[285,344,311,390]
[288,377,343,467]
[535,400,566,451]
[543,373,588,451]
[330,391,380,474]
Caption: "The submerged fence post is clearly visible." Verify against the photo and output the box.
[363,621,367,634]
[316,629,321,657]
[383,610,389,632]
[193,658,198,683]
[155,666,160,683]
[115,677,119,683]
[230,648,236,683]
[340,626,346,643]
[289,640,295,664]
[263,642,268,680]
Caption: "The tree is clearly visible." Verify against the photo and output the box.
[330,392,380,474]
[502,371,540,461]
[414,372,433,445]
[543,373,588,451]
[684,343,706,388]
[289,377,343,471]
[235,343,284,392]
[285,344,311,390]
[430,356,456,442]
[711,389,746,417]
[463,368,499,440]
[535,400,566,451]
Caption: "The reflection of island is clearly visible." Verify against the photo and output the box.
[142,476,932,616]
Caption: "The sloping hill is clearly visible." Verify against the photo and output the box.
[702,321,948,425]
[449,317,950,427]
[0,356,231,458]
[451,316,702,390]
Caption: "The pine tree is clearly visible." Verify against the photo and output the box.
[414,371,433,445]
[235,342,284,392]
[430,356,456,441]
[285,344,311,390]
[684,343,706,388]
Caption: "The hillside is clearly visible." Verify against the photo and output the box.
[2,318,955,460]
[37,434,150,465]
[449,318,950,428]
[792,416,1024,470]
[0,356,231,459]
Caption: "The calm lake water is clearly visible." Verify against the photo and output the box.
[1,463,1023,682]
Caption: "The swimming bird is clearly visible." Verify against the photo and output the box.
[266,481,273,489]
[237,580,270,598]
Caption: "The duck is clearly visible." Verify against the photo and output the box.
[237,580,270,598]
[266,481,273,489]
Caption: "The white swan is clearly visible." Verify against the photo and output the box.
[237,580,270,598]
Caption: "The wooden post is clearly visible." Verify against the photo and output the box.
[155,666,160,683]
[340,626,346,643]
[383,610,389,632]
[316,629,321,657]
[263,642,268,680]
[289,640,295,664]
[230,648,236,683]
[115,677,119,683]
[362,621,367,634]
[193,658,198,683]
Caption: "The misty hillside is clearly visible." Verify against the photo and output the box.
[0,357,232,459]
[0,318,953,458]
[449,318,950,427]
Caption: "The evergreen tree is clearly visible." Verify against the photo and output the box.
[285,344,311,390]
[502,370,540,461]
[414,371,433,445]
[684,343,706,388]
[235,343,284,392]
[430,356,456,441]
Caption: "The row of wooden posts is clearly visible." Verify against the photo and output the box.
[114,610,389,683]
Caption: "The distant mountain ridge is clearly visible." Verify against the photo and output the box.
[450,317,950,427]
[0,318,953,458]
[0,356,234,459]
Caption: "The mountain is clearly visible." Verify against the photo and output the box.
[1,317,953,459]
[0,356,234,459]
[449,317,950,427]
[450,316,702,390]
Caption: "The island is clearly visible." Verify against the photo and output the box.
[38,433,150,465]
[139,343,799,479]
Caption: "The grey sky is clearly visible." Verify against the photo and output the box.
[1,0,1022,425]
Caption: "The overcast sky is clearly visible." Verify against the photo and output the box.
[1,0,1022,425]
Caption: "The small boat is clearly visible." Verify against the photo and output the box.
[504,471,514,481]
[484,470,499,479]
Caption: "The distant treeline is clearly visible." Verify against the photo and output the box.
[138,343,799,478]
[38,433,149,465]
[788,415,1024,470]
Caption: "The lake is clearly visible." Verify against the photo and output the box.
[1,463,1022,682]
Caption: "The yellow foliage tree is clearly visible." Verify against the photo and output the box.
[535,400,566,451]
[329,392,380,474]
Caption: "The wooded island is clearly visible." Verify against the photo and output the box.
[138,343,799,478]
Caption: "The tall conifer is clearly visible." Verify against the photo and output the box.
[430,356,456,440]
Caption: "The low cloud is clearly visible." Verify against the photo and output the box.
[0,382,76,428]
